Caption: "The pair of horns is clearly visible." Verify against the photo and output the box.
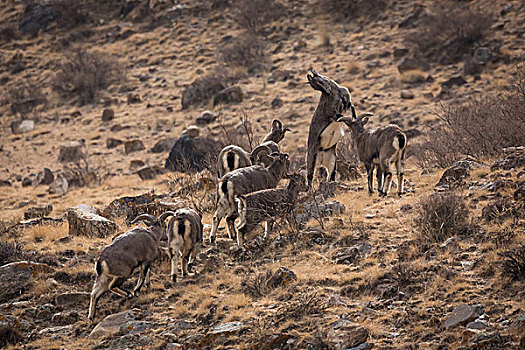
[131,211,178,225]
[336,112,374,123]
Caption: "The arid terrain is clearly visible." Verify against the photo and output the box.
[0,0,524,349]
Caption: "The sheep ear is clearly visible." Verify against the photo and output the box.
[362,117,370,125]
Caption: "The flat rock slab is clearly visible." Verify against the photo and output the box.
[89,310,140,339]
[326,319,369,350]
[0,261,54,303]
[67,205,117,238]
[58,141,84,163]
[445,304,484,329]
[55,292,90,307]
[199,322,244,347]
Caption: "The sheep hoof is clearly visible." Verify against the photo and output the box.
[171,275,177,283]
[187,263,193,272]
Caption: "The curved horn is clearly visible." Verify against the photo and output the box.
[357,112,374,120]
[272,119,282,129]
[337,115,353,123]
[159,211,177,222]
[311,69,320,77]
[131,213,156,225]
[351,105,357,119]
[251,144,272,162]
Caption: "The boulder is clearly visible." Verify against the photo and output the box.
[35,168,54,186]
[181,77,225,110]
[213,86,243,106]
[196,110,217,125]
[271,96,283,108]
[444,304,484,329]
[18,2,57,35]
[51,311,81,326]
[89,310,137,339]
[437,157,485,187]
[326,319,369,350]
[24,204,52,219]
[47,172,68,196]
[22,177,32,187]
[441,75,467,88]
[165,134,222,173]
[136,166,161,180]
[127,93,141,104]
[125,140,145,154]
[150,138,176,153]
[400,90,414,99]
[199,322,244,348]
[67,205,117,238]
[58,141,84,163]
[101,108,115,122]
[10,120,34,134]
[491,147,525,170]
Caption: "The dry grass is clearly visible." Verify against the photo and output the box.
[399,70,427,84]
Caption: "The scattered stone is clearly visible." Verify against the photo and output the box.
[51,311,81,326]
[441,75,467,88]
[196,110,217,125]
[510,313,525,335]
[444,304,484,329]
[101,108,115,122]
[326,319,369,350]
[58,141,84,163]
[47,172,68,196]
[0,180,12,187]
[136,166,161,180]
[55,292,90,307]
[181,77,225,110]
[213,85,243,106]
[348,343,374,350]
[150,138,176,153]
[271,96,283,108]
[267,267,297,288]
[67,205,117,238]
[10,120,34,134]
[466,321,488,330]
[35,168,54,186]
[38,325,74,337]
[491,147,525,170]
[127,93,141,104]
[124,140,145,154]
[130,160,146,170]
[397,57,429,73]
[199,322,244,348]
[21,177,32,187]
[393,48,409,58]
[107,138,124,149]
[24,204,52,219]
[468,332,505,348]
[333,247,360,265]
[400,90,414,99]
[268,69,295,83]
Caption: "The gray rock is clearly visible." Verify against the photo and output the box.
[67,205,117,238]
[136,166,159,180]
[101,108,115,122]
[24,204,52,219]
[213,85,243,106]
[437,157,486,187]
[89,310,138,339]
[199,322,244,347]
[150,138,176,153]
[124,140,145,154]
[326,319,369,350]
[11,120,34,134]
[55,292,90,307]
[468,332,505,348]
[444,304,484,329]
[348,343,374,350]
[127,93,141,104]
[441,75,467,88]
[35,168,54,186]
[130,160,146,170]
[22,177,32,187]
[196,110,217,125]
[271,96,283,108]
[52,311,81,326]
[107,138,124,149]
[0,261,54,303]
[333,247,360,265]
[38,325,74,337]
[400,90,414,99]
[58,141,84,163]
[466,321,488,330]
[47,172,68,196]
[18,2,57,35]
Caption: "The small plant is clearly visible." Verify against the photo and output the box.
[0,240,27,266]
[405,6,493,63]
[218,34,267,74]
[242,270,273,298]
[415,192,469,244]
[233,0,283,34]
[53,48,125,105]
[499,244,525,281]
[5,81,47,116]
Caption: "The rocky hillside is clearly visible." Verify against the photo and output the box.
[0,0,524,349]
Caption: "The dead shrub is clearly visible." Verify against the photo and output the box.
[242,270,273,298]
[415,192,469,244]
[499,244,525,281]
[276,292,326,322]
[316,0,387,22]
[234,0,284,34]
[219,34,267,74]
[5,81,47,116]
[0,323,22,348]
[53,48,125,105]
[405,6,493,64]
[415,67,525,168]
[0,23,18,43]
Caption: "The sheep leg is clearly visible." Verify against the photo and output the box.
[326,146,337,182]
[306,150,318,190]
[181,251,191,277]
[169,248,177,283]
[144,267,151,288]
[366,164,374,194]
[133,263,150,296]
[187,244,200,274]
[263,220,273,239]
[376,166,384,194]
[380,158,393,196]
[88,274,111,320]
[109,277,132,298]
[210,206,226,244]
[237,226,245,247]
[396,157,405,195]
